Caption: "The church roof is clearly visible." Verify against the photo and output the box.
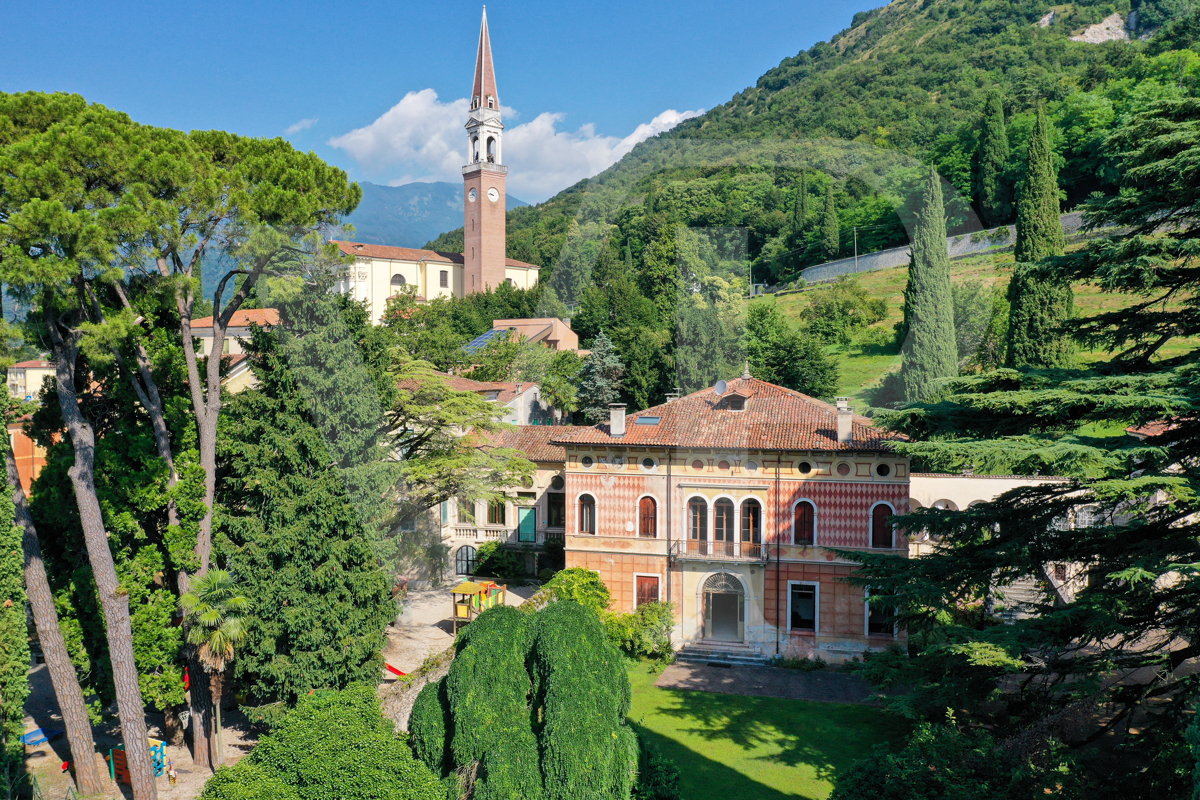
[472,8,499,109]
[552,377,899,453]
[333,240,540,271]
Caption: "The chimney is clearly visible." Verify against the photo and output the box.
[563,318,572,329]
[609,403,627,437]
[836,397,853,444]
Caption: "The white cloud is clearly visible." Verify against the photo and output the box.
[328,91,701,202]
[284,117,319,135]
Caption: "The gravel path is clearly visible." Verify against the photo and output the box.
[654,662,888,704]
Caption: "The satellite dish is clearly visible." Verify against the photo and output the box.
[714,379,728,396]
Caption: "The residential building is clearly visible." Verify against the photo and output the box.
[441,426,581,579]
[190,308,280,357]
[330,10,539,323]
[7,419,46,493]
[6,360,55,401]
[419,371,552,426]
[551,375,910,662]
[464,318,583,355]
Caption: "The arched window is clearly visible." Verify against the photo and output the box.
[794,501,815,545]
[639,497,657,538]
[579,494,596,534]
[741,499,762,544]
[688,497,708,552]
[871,503,894,549]
[456,546,477,575]
[487,136,496,162]
[472,135,480,162]
[390,274,406,287]
[714,499,735,554]
[487,97,494,109]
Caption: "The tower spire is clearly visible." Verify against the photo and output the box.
[471,7,499,111]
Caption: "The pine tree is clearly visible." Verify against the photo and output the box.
[1013,102,1065,262]
[900,168,958,401]
[821,183,840,260]
[577,331,625,424]
[974,89,1011,228]
[1007,102,1073,368]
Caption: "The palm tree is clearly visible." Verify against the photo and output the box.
[179,570,248,768]
[539,373,579,425]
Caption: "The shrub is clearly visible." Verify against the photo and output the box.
[771,655,827,671]
[603,602,676,658]
[409,677,451,776]
[632,734,683,800]
[200,684,442,800]
[523,566,611,614]
[474,541,527,580]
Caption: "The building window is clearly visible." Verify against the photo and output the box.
[871,503,894,549]
[440,270,449,288]
[458,499,475,524]
[741,499,762,543]
[688,498,708,541]
[390,274,406,286]
[635,575,660,607]
[550,475,565,490]
[798,461,812,474]
[547,492,565,528]
[836,462,851,476]
[581,456,594,469]
[441,501,449,525]
[789,582,818,631]
[639,497,657,538]
[714,499,735,548]
[866,589,896,635]
[579,494,596,534]
[691,459,705,471]
[487,499,506,525]
[456,546,477,575]
[794,501,815,546]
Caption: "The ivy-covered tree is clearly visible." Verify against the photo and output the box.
[900,169,958,401]
[0,444,29,799]
[973,89,1011,228]
[848,97,1200,798]
[411,602,638,800]
[578,331,626,424]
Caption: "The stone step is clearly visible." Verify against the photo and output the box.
[676,643,771,667]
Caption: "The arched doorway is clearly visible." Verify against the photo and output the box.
[703,572,744,643]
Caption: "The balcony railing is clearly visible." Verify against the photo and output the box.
[670,540,767,562]
[452,525,560,546]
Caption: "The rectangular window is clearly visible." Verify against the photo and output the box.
[440,501,449,525]
[789,582,818,632]
[458,499,475,524]
[487,500,506,525]
[547,493,565,527]
[866,589,896,636]
[635,576,660,607]
[439,270,449,288]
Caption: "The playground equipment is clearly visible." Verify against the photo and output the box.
[451,580,507,633]
[106,739,166,785]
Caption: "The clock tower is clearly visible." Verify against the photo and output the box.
[463,7,507,294]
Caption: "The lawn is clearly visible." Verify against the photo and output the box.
[627,663,908,800]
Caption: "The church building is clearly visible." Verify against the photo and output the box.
[332,8,539,322]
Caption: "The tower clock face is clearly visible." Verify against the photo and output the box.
[487,187,499,202]
[468,188,478,202]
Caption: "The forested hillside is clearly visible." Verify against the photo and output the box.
[415,0,1200,411]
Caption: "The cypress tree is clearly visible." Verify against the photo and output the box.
[1013,102,1065,262]
[900,168,958,401]
[821,183,840,260]
[1007,102,1074,367]
[974,89,1011,228]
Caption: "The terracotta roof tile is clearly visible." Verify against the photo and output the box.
[333,240,458,264]
[10,360,53,369]
[1125,420,1179,439]
[191,309,280,329]
[488,426,584,463]
[552,377,899,452]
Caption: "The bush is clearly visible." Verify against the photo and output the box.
[603,602,676,658]
[523,566,611,614]
[200,684,442,800]
[474,540,527,580]
[632,734,683,800]
[771,655,827,671]
[409,678,451,776]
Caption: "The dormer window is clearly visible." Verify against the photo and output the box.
[487,96,495,108]
[721,392,747,411]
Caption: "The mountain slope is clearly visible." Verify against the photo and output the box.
[343,181,526,249]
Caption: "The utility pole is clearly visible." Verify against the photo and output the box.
[853,226,859,273]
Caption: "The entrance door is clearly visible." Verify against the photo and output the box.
[702,572,745,642]
[517,507,535,543]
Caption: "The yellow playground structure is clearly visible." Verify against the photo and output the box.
[451,580,507,632]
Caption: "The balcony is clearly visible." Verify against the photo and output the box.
[670,540,767,563]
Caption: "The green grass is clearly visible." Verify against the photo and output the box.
[765,246,1200,404]
[627,662,908,800]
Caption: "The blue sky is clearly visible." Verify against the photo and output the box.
[1,1,877,202]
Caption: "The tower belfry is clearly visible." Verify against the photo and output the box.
[463,6,507,293]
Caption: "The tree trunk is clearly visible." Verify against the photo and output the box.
[5,448,108,796]
[46,313,158,800]
[210,672,224,768]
